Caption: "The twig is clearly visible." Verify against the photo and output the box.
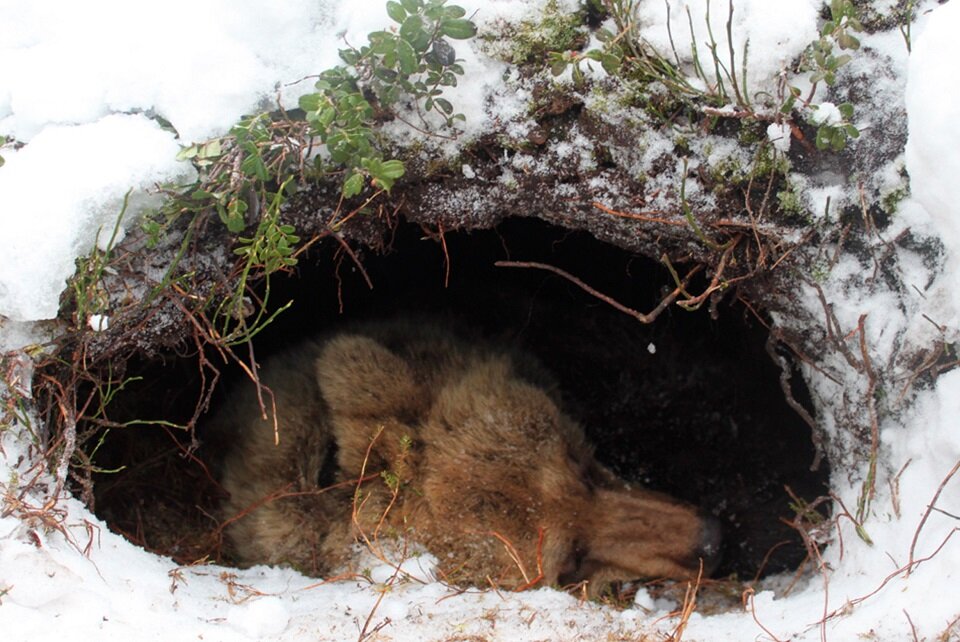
[487,530,531,586]
[907,457,960,576]
[889,459,912,520]
[591,201,681,225]
[743,587,788,642]
[674,237,741,311]
[904,609,919,642]
[331,231,374,290]
[513,527,546,591]
[766,333,823,470]
[855,314,880,527]
[438,220,451,288]
[824,528,959,622]
[495,260,701,324]
[669,560,703,642]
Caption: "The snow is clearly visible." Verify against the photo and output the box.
[906,0,960,257]
[766,121,792,153]
[635,0,821,97]
[810,102,843,126]
[0,115,196,321]
[2,0,960,641]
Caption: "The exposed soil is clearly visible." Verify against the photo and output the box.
[88,216,828,583]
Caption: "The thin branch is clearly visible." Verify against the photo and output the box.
[496,259,702,323]
[907,457,960,576]
[766,333,823,470]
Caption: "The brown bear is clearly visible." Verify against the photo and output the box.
[216,320,720,593]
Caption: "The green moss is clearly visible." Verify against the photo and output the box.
[502,0,589,65]
[749,144,790,181]
[776,182,805,216]
[810,259,831,283]
[880,184,909,215]
[881,187,908,215]
[737,121,766,146]
[709,155,749,188]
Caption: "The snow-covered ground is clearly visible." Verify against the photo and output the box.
[2,0,959,639]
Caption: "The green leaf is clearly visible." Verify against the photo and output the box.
[573,64,585,85]
[198,139,221,159]
[400,0,419,12]
[374,66,399,82]
[343,172,365,198]
[434,97,453,115]
[441,18,476,39]
[192,188,219,201]
[386,0,406,23]
[425,39,456,66]
[838,102,854,119]
[443,5,466,18]
[299,93,322,111]
[220,200,247,233]
[837,33,860,50]
[600,53,621,75]
[831,131,846,151]
[241,153,269,181]
[400,14,424,42]
[396,39,418,75]
[370,32,397,56]
[844,124,860,139]
[339,49,360,65]
[780,93,797,114]
[815,126,832,150]
[379,159,405,180]
[176,145,199,161]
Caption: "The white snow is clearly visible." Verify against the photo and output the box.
[2,0,960,641]
[766,121,792,153]
[635,0,821,98]
[906,0,960,257]
[810,101,843,126]
[0,114,196,321]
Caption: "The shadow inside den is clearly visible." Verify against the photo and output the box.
[86,216,829,588]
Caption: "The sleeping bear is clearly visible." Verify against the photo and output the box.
[215,320,720,593]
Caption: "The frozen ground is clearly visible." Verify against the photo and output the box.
[2,0,960,640]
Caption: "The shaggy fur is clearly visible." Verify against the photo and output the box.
[216,321,717,592]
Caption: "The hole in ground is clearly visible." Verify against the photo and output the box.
[82,217,828,584]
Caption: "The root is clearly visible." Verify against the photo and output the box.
[495,259,701,324]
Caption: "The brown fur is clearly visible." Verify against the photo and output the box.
[216,321,715,592]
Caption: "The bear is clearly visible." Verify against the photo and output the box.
[215,320,720,593]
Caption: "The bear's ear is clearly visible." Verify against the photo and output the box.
[315,334,423,418]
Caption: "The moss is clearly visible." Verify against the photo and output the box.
[737,121,766,146]
[776,183,806,217]
[709,155,750,188]
[880,184,909,216]
[810,259,831,283]
[749,144,790,181]
[507,0,589,65]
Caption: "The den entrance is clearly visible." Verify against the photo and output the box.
[88,217,828,587]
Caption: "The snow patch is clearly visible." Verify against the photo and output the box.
[0,114,196,322]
